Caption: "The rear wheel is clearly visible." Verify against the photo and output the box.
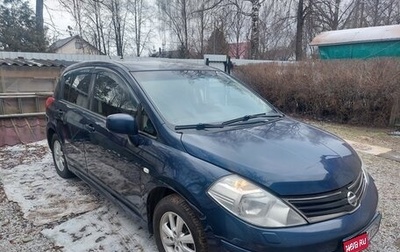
[51,134,75,178]
[153,194,207,252]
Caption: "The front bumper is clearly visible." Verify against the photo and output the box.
[205,175,380,252]
[218,212,381,252]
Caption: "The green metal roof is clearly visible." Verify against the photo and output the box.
[310,25,400,46]
[311,25,400,59]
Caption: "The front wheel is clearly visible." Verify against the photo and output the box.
[51,134,75,179]
[153,194,207,252]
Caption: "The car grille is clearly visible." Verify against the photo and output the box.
[285,172,366,223]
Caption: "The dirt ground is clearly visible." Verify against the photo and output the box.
[0,120,399,252]
[308,120,400,153]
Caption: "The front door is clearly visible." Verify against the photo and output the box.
[84,69,145,213]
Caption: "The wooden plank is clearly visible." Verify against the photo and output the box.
[0,112,46,118]
[0,92,53,96]
[0,94,51,116]
[389,96,400,126]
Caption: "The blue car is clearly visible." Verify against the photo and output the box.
[45,60,381,252]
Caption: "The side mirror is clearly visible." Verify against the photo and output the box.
[106,113,138,136]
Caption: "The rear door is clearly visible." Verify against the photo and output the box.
[56,68,93,172]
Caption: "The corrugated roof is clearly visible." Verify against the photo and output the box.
[310,24,400,46]
[0,58,75,67]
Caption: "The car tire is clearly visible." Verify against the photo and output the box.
[51,134,75,179]
[153,194,207,252]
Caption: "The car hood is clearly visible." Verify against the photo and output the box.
[180,118,361,196]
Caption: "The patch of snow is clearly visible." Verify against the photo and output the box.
[2,140,47,152]
[41,202,157,252]
[1,140,158,251]
[0,152,100,226]
[2,145,26,152]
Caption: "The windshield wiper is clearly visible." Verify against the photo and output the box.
[175,113,283,130]
[222,113,283,126]
[175,123,224,130]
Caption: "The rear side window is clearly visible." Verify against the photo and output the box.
[92,71,137,117]
[63,70,92,108]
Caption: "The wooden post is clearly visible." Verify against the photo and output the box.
[0,98,3,115]
[389,96,400,126]
[0,67,5,93]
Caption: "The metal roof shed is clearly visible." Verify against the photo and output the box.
[310,25,400,59]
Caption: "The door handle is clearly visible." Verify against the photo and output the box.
[85,124,95,132]
[57,109,64,117]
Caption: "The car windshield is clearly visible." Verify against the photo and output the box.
[132,70,275,126]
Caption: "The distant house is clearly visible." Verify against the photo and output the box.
[229,42,250,59]
[49,35,101,55]
[310,24,400,60]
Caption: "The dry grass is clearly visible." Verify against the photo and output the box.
[234,59,400,127]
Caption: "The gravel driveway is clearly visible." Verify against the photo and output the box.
[0,121,399,252]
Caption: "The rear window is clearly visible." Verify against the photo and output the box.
[62,70,92,108]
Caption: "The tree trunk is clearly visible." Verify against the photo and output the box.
[295,0,304,61]
[250,0,261,59]
[199,6,205,56]
[111,0,123,58]
[134,0,142,57]
[35,0,44,35]
[182,0,189,58]
[333,0,341,30]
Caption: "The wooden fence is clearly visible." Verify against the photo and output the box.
[0,92,52,118]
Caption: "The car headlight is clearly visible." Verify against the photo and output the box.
[361,160,370,184]
[208,175,307,227]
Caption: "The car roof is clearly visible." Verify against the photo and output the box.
[64,60,215,72]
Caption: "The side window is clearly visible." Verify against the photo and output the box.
[141,109,157,136]
[92,71,137,117]
[63,70,91,108]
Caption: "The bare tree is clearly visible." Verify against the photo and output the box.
[312,0,356,31]
[192,0,225,57]
[58,0,84,37]
[130,0,152,56]
[83,0,110,55]
[193,3,207,57]
[226,1,250,58]
[157,0,224,58]
[157,0,191,57]
[364,0,399,26]
[191,1,221,57]
[52,0,399,60]
[106,0,127,57]
[258,0,295,60]
[350,0,366,27]
[57,0,132,57]
[229,0,260,59]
